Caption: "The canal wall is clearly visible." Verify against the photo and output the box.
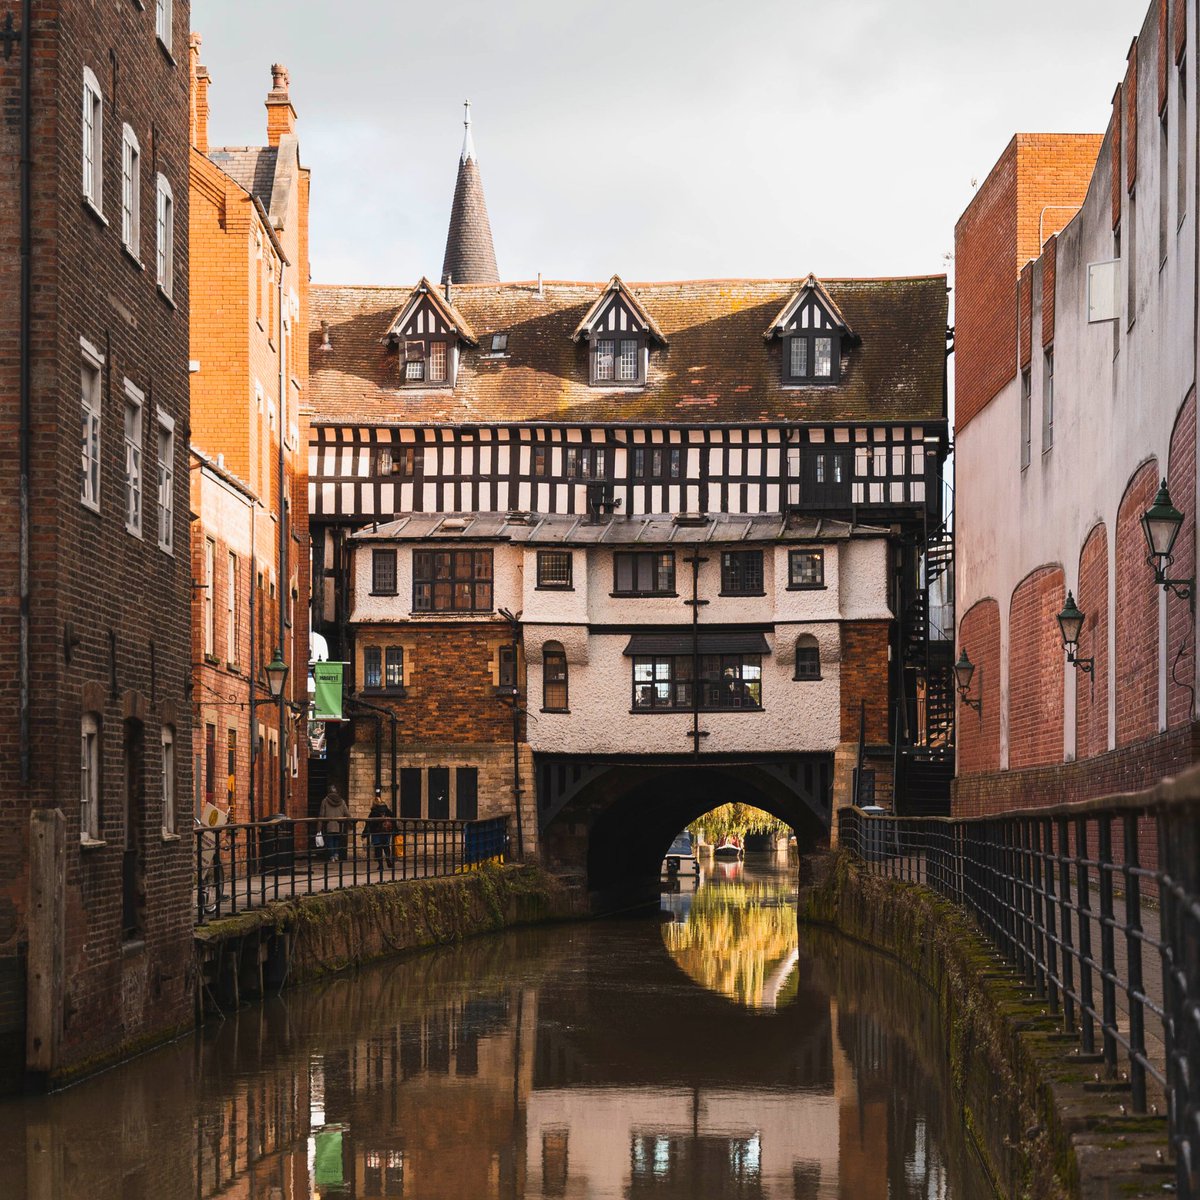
[799,852,1171,1200]
[194,864,586,1017]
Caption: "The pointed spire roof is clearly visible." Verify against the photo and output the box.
[441,101,499,286]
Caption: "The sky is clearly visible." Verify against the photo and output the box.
[193,0,1145,289]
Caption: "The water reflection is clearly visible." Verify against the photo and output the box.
[0,860,993,1200]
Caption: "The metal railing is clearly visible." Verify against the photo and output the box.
[838,774,1200,1200]
[194,815,510,926]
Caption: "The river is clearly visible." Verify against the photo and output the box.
[2,854,994,1199]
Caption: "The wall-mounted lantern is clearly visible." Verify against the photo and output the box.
[1141,479,1195,610]
[266,647,290,699]
[954,648,982,720]
[1055,591,1094,682]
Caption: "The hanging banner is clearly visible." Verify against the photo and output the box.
[312,662,346,722]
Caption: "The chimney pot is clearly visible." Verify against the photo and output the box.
[265,63,297,147]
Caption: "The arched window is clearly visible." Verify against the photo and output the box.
[794,635,821,681]
[81,712,101,842]
[543,642,568,712]
[161,725,176,835]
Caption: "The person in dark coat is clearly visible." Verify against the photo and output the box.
[318,785,351,862]
[366,789,395,868]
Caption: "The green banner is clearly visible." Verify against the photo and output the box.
[313,662,345,722]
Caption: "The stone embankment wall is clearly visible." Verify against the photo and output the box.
[194,864,586,1014]
[800,853,1171,1200]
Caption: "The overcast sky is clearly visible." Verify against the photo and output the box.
[193,0,1143,288]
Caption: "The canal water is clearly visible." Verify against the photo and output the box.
[2,855,995,1199]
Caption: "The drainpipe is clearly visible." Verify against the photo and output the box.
[277,256,288,817]
[248,506,257,824]
[17,0,32,784]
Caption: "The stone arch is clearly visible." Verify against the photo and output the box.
[1007,565,1065,770]
[1115,459,1161,745]
[957,598,1001,775]
[1166,394,1196,729]
[1075,523,1110,760]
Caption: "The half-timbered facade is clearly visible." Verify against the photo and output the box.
[307,267,952,860]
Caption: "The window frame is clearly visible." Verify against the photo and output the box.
[720,550,765,596]
[82,67,104,214]
[564,446,609,481]
[371,548,398,596]
[226,552,239,667]
[203,538,215,658]
[412,549,494,613]
[123,380,144,537]
[120,124,141,259]
[590,334,644,386]
[362,644,382,691]
[155,0,173,53]
[612,551,676,597]
[631,653,764,712]
[1042,347,1054,453]
[794,636,821,681]
[401,337,451,386]
[1019,368,1032,470]
[533,446,549,477]
[784,331,841,384]
[542,645,569,712]
[375,445,416,479]
[161,725,175,836]
[787,548,826,590]
[156,409,175,553]
[536,549,573,590]
[155,174,174,299]
[80,351,102,512]
[81,713,101,843]
[384,646,405,692]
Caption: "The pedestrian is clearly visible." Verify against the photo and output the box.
[366,789,396,869]
[318,784,351,862]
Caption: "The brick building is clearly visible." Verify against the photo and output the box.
[0,0,194,1088]
[306,119,952,891]
[187,45,310,826]
[953,0,1198,815]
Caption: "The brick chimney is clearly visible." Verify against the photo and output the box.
[189,33,210,153]
[265,63,296,147]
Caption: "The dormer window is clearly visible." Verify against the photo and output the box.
[403,338,448,384]
[490,333,508,354]
[592,336,642,385]
[765,275,853,387]
[572,275,667,389]
[786,330,839,383]
[385,277,478,390]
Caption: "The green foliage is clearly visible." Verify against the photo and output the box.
[687,803,791,842]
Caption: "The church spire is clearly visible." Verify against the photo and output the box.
[441,100,499,286]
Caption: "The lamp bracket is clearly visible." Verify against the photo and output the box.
[1153,567,1196,613]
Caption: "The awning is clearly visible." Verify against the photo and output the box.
[622,631,771,657]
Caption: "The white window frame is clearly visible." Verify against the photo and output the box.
[203,538,215,658]
[80,340,104,512]
[227,552,239,666]
[82,67,103,213]
[155,174,174,299]
[120,124,141,258]
[81,713,101,842]
[123,380,144,537]
[155,0,173,54]
[161,725,175,836]
[157,409,174,553]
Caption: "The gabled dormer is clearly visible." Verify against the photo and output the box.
[384,277,478,387]
[572,276,668,387]
[764,275,854,385]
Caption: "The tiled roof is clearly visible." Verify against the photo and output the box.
[441,155,499,285]
[306,275,948,427]
[207,146,278,208]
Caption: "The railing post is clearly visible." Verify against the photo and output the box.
[1056,815,1076,1033]
[1074,815,1097,1056]
[1097,814,1118,1077]
[1121,811,1147,1112]
[1040,816,1059,1015]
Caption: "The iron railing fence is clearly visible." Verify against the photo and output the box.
[194,815,510,926]
[838,778,1199,1200]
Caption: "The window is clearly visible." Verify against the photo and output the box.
[613,551,675,596]
[385,646,404,690]
[533,446,549,477]
[204,724,215,806]
[82,68,103,210]
[1042,348,1054,452]
[498,644,517,690]
[1179,58,1189,226]
[121,125,140,257]
[226,554,239,666]
[402,339,449,384]
[632,447,645,477]
[203,539,215,657]
[794,635,821,680]
[632,655,762,711]
[788,549,824,589]
[721,550,764,595]
[412,549,494,612]
[1125,192,1137,327]
[455,768,478,820]
[155,174,174,298]
[372,548,398,595]
[490,333,508,353]
[161,726,175,835]
[564,446,608,479]
[81,359,101,511]
[785,332,840,383]
[591,337,642,385]
[537,550,573,589]
[1160,112,1170,264]
[376,446,415,478]
[644,446,682,480]
[363,645,382,690]
[543,644,568,711]
[227,730,237,808]
[81,714,101,842]
[123,384,143,536]
[1020,369,1032,470]
[157,415,174,551]
[155,0,172,52]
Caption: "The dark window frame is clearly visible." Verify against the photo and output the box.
[794,637,821,680]
[589,333,644,386]
[536,549,574,590]
[498,644,517,691]
[375,445,416,478]
[412,549,494,613]
[720,550,765,596]
[788,549,826,590]
[783,331,841,384]
[533,445,549,477]
[631,653,763,712]
[564,445,609,480]
[612,550,676,597]
[384,645,405,692]
[401,336,451,387]
[371,548,398,595]
[543,648,569,712]
[362,645,382,691]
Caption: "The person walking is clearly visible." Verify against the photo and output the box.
[366,789,396,870]
[318,784,351,862]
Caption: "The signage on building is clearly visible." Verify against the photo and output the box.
[313,662,346,722]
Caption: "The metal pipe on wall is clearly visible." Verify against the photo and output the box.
[18,0,32,784]
[277,252,289,817]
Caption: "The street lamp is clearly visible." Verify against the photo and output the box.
[954,647,982,719]
[1141,478,1194,609]
[1055,590,1094,678]
[266,647,289,699]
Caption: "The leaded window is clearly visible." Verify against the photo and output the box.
[794,635,821,680]
[412,549,493,612]
[376,446,415,478]
[632,654,762,711]
[372,549,397,595]
[543,645,568,711]
[613,551,675,596]
[565,446,608,479]
[537,550,573,589]
[789,549,825,589]
[721,550,764,595]
[385,646,404,690]
[363,645,382,690]
[592,336,641,385]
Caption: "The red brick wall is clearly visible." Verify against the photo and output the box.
[1076,524,1111,760]
[839,622,891,744]
[1112,89,1124,228]
[1126,42,1139,191]
[1019,263,1034,370]
[1166,391,1196,729]
[1116,461,1162,745]
[1041,235,1057,348]
[1008,566,1066,769]
[1175,0,1187,61]
[1158,0,1169,113]
[957,599,1001,776]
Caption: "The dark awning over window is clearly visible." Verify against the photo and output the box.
[622,631,771,657]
